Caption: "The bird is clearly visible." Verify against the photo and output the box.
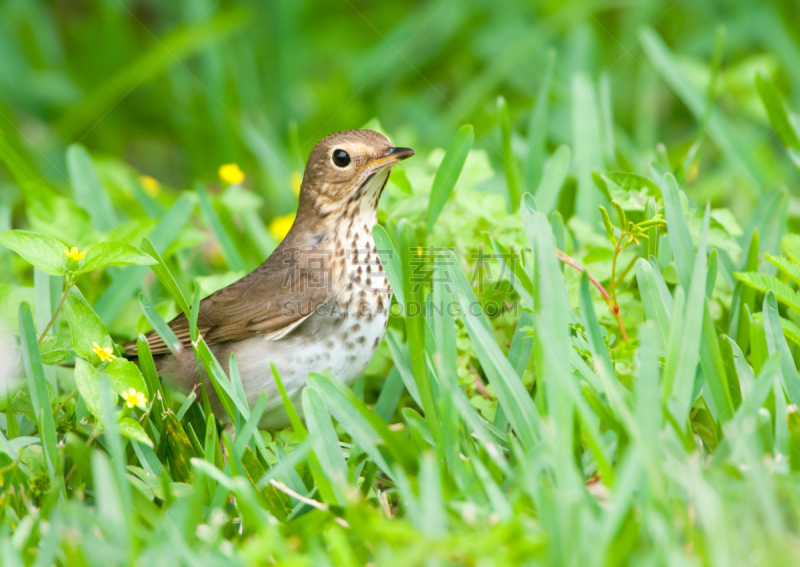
[124,130,414,429]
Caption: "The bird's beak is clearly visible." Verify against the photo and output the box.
[368,146,415,168]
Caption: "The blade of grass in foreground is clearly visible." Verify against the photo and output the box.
[19,302,58,482]
[398,219,440,441]
[664,205,709,423]
[457,288,539,451]
[307,372,416,478]
[763,291,800,405]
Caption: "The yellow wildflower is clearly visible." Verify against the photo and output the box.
[291,171,302,195]
[63,246,86,261]
[269,213,295,240]
[92,341,116,362]
[120,388,147,409]
[219,163,245,185]
[140,175,161,197]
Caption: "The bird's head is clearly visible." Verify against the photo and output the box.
[298,129,414,218]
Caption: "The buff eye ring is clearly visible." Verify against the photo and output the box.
[332,149,351,167]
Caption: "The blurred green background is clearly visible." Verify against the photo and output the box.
[1,0,798,223]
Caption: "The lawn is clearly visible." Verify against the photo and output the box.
[2,0,800,565]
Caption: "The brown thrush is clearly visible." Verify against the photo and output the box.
[124,130,414,428]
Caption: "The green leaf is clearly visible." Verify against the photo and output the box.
[118,417,153,448]
[756,74,800,150]
[74,241,156,274]
[163,410,196,483]
[104,358,148,400]
[67,144,120,232]
[39,334,72,366]
[63,287,113,360]
[592,171,662,207]
[766,253,800,287]
[782,234,800,264]
[599,206,616,244]
[0,230,67,276]
[74,358,102,419]
[611,200,626,229]
[780,316,800,348]
[734,271,800,314]
[427,124,473,234]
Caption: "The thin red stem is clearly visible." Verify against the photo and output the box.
[556,249,628,342]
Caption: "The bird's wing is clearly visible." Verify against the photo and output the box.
[124,250,335,356]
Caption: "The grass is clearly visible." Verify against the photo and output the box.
[2,0,800,564]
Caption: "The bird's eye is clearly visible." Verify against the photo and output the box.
[332,149,351,167]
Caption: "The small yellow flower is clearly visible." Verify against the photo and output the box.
[63,246,86,261]
[219,163,245,185]
[140,175,161,197]
[92,341,116,362]
[269,213,295,240]
[291,171,302,195]
[120,388,147,409]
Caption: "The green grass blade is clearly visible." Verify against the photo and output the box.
[661,173,695,290]
[138,292,180,354]
[497,96,523,212]
[397,219,440,440]
[641,29,767,195]
[763,292,800,405]
[141,237,190,318]
[571,73,606,221]
[18,302,57,482]
[372,224,404,305]
[756,74,800,150]
[427,124,473,234]
[67,144,119,232]
[664,205,709,423]
[525,50,555,191]
[196,183,246,272]
[533,145,571,215]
